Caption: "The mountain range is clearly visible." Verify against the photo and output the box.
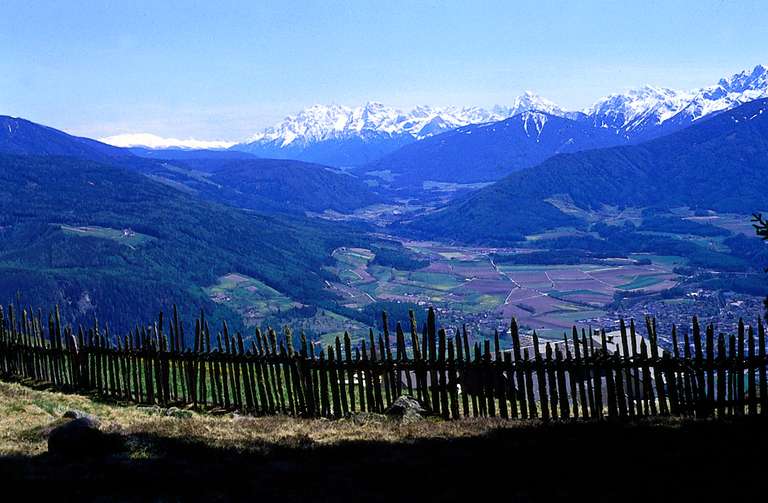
[230,93,567,166]
[96,65,768,187]
[366,65,768,187]
[403,98,768,244]
[364,110,618,185]
[215,64,768,173]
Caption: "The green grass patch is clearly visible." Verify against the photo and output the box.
[60,225,155,248]
[617,274,665,290]
[552,289,610,298]
[406,271,463,291]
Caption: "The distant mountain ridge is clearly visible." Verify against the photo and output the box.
[227,64,767,170]
[585,64,768,138]
[366,65,768,186]
[230,93,568,165]
[100,133,236,150]
[129,148,259,161]
[403,98,768,243]
[242,93,567,146]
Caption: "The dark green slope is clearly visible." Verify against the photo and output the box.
[156,158,382,214]
[404,98,768,243]
[0,117,381,215]
[0,155,370,330]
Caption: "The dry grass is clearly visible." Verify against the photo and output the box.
[4,380,767,501]
[0,380,532,457]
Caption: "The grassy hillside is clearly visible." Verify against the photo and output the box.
[0,380,491,457]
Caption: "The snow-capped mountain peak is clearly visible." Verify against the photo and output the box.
[681,64,768,121]
[586,85,694,133]
[242,93,569,149]
[512,91,565,117]
[718,64,767,92]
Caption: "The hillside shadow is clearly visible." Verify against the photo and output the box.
[1,418,766,501]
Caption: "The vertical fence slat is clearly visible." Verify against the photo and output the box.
[748,325,757,417]
[759,318,767,417]
[533,333,549,421]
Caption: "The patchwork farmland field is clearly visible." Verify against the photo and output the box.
[201,206,758,346]
[326,240,681,340]
[205,273,301,325]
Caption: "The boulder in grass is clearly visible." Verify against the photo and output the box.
[384,396,429,423]
[63,409,98,423]
[164,407,193,419]
[137,405,164,415]
[48,417,122,458]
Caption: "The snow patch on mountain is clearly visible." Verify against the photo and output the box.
[520,111,549,140]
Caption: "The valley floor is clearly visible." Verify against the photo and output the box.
[2,379,768,501]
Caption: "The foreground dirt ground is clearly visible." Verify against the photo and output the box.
[1,379,767,501]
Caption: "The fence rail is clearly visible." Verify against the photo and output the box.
[1,305,767,421]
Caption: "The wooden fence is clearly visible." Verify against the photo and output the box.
[1,305,767,421]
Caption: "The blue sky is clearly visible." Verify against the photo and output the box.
[0,0,765,140]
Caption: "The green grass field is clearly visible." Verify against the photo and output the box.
[406,271,463,291]
[617,274,665,290]
[60,225,155,247]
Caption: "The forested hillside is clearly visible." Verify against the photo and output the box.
[129,148,259,161]
[155,158,382,214]
[0,155,373,329]
[0,116,381,216]
[365,111,620,186]
[0,116,131,162]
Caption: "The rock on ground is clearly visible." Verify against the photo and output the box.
[48,417,122,458]
[63,409,98,422]
[384,396,429,423]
